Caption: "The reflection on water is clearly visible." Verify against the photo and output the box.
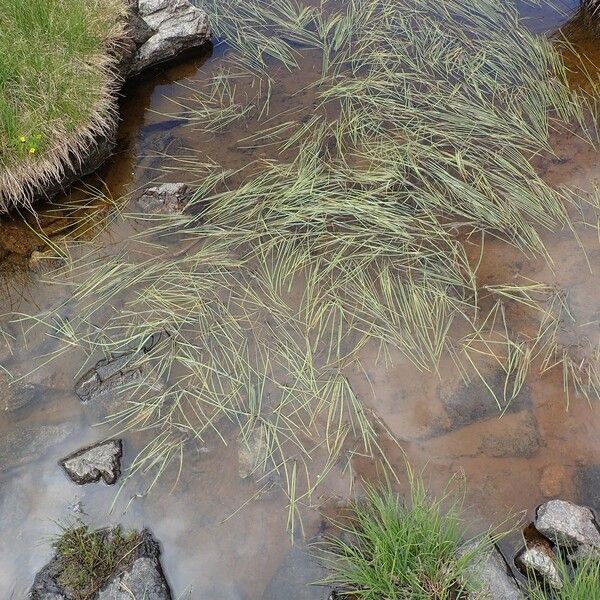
[1,1,600,598]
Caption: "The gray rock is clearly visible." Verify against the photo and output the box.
[262,544,333,600]
[125,0,156,46]
[28,549,67,600]
[1,371,40,412]
[0,423,74,471]
[75,355,141,403]
[461,543,524,600]
[239,425,269,479]
[136,183,191,214]
[60,439,123,485]
[515,542,562,589]
[130,0,210,75]
[29,529,171,600]
[98,557,171,600]
[535,499,600,549]
[97,530,171,600]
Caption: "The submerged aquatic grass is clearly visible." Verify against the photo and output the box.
[22,0,600,527]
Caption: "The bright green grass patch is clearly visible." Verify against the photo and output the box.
[0,0,125,207]
[320,481,491,600]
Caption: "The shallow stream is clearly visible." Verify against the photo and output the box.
[2,1,600,597]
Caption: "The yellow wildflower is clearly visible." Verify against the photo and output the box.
[19,136,26,143]
[29,147,36,154]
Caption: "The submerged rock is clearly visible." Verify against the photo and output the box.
[461,543,524,600]
[0,371,40,412]
[576,464,600,513]
[238,425,269,479]
[29,529,172,600]
[262,544,333,600]
[75,353,142,402]
[0,422,74,471]
[539,464,571,498]
[535,499,600,549]
[130,0,210,74]
[60,440,123,485]
[75,332,168,402]
[75,361,141,403]
[136,183,191,214]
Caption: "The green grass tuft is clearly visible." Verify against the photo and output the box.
[53,523,141,600]
[319,479,490,600]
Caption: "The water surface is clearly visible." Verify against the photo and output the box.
[2,1,600,597]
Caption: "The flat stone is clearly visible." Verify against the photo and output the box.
[535,499,600,549]
[461,543,524,600]
[0,423,74,471]
[262,544,333,600]
[1,371,40,412]
[136,183,191,214]
[60,439,123,485]
[131,0,210,74]
[433,369,530,434]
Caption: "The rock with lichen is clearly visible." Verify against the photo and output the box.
[60,440,123,485]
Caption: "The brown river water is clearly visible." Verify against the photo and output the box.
[1,1,600,597]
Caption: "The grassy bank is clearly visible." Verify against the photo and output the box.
[0,0,126,211]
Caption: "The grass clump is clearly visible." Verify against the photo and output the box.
[53,523,141,599]
[320,480,490,600]
[0,0,127,211]
[528,555,600,599]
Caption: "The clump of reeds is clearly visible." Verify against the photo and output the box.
[23,0,600,528]
[318,476,494,600]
